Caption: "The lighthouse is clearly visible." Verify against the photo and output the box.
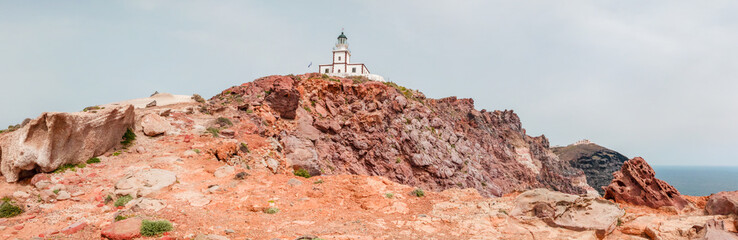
[318,32,385,82]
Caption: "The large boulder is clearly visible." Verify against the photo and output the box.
[0,105,135,182]
[140,113,171,136]
[706,191,738,215]
[603,157,689,210]
[511,188,624,238]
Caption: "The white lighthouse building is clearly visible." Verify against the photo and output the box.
[318,32,385,82]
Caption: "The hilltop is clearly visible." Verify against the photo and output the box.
[0,74,736,239]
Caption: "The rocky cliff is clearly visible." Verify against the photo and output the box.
[204,74,591,197]
[552,142,628,195]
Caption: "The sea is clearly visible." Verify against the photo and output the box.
[652,166,738,196]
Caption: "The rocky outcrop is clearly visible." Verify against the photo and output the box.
[0,105,135,182]
[706,191,738,215]
[552,142,628,195]
[511,188,624,238]
[603,157,689,209]
[206,74,591,197]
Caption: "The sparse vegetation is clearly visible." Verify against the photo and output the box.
[140,220,173,236]
[83,106,101,112]
[0,198,22,218]
[53,189,60,195]
[112,151,122,156]
[303,106,312,112]
[216,117,233,127]
[294,168,311,178]
[264,207,279,214]
[411,188,425,197]
[105,195,114,204]
[192,94,206,103]
[206,127,220,137]
[193,149,200,154]
[499,209,508,215]
[239,143,250,153]
[114,195,133,207]
[396,157,402,164]
[384,81,418,101]
[313,179,324,184]
[53,163,80,174]
[120,128,136,148]
[114,215,129,221]
[86,157,101,164]
[385,193,395,199]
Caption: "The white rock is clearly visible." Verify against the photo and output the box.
[56,190,71,200]
[140,113,172,136]
[214,165,235,178]
[12,191,30,199]
[114,169,177,197]
[174,191,211,207]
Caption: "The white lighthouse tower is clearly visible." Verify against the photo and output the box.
[319,32,385,82]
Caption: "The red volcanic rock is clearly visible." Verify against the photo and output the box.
[60,221,87,235]
[206,74,591,197]
[101,218,142,240]
[705,191,738,215]
[603,157,689,209]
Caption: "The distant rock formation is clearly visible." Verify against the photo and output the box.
[205,74,591,197]
[552,142,628,195]
[603,157,689,209]
[0,105,135,182]
[706,191,738,215]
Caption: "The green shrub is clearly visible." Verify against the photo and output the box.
[313,179,324,184]
[191,94,206,103]
[206,127,220,137]
[53,163,78,174]
[53,189,60,195]
[120,128,136,148]
[193,149,200,154]
[82,106,101,112]
[216,117,233,127]
[411,188,425,197]
[140,220,173,236]
[114,195,133,207]
[264,207,279,214]
[86,157,101,164]
[77,163,86,168]
[114,215,129,221]
[240,143,250,153]
[104,195,114,204]
[0,199,22,218]
[385,193,395,199]
[294,168,311,178]
[112,151,122,156]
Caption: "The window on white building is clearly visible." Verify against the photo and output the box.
[338,69,341,73]
[338,56,341,61]
[352,67,356,73]
[325,69,329,73]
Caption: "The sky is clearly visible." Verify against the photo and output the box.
[1,1,737,166]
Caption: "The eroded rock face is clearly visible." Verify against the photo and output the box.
[207,74,591,197]
[0,105,135,182]
[706,191,738,215]
[552,142,629,195]
[511,188,624,238]
[603,157,689,209]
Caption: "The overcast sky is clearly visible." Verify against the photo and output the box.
[1,1,737,166]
